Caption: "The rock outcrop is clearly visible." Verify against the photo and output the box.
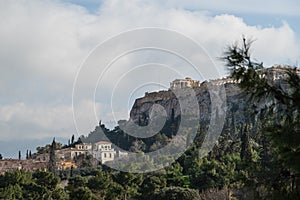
[129,80,242,126]
[129,66,300,127]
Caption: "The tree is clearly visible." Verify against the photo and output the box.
[32,171,59,191]
[69,186,96,200]
[129,139,146,153]
[0,184,23,199]
[48,138,56,173]
[240,125,252,162]
[165,162,186,187]
[223,37,300,196]
[106,182,125,200]
[152,187,200,200]
[87,170,111,198]
[114,171,143,200]
[71,134,75,144]
[0,153,2,160]
[67,175,87,191]
[18,150,21,160]
[51,188,68,200]
[141,175,166,199]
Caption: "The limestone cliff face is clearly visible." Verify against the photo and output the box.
[129,81,243,125]
[129,65,300,126]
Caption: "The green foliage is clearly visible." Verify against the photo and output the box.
[52,188,68,200]
[67,175,87,191]
[0,184,22,200]
[152,186,200,200]
[113,171,143,199]
[165,162,187,187]
[106,182,124,200]
[33,170,59,191]
[87,170,111,198]
[0,170,66,199]
[223,36,300,197]
[140,175,166,199]
[69,187,97,200]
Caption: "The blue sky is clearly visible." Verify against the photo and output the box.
[0,0,299,158]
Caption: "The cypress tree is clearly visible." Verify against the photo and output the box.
[48,138,56,173]
[240,124,252,162]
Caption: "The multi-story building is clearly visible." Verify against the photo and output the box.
[56,147,88,161]
[54,141,117,164]
[93,141,116,163]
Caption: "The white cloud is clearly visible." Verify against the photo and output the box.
[0,0,299,144]
[0,102,74,140]
[0,100,102,140]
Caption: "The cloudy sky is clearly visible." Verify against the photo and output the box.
[0,0,299,158]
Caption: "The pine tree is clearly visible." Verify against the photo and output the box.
[223,37,300,196]
[18,151,21,160]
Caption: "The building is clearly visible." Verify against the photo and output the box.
[56,161,77,170]
[0,159,22,173]
[21,160,47,172]
[0,159,47,173]
[260,65,300,80]
[35,153,50,162]
[170,77,200,90]
[54,141,117,164]
[75,143,93,151]
[208,77,238,85]
[93,141,116,163]
[56,147,88,161]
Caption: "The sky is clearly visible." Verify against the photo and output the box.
[0,0,299,158]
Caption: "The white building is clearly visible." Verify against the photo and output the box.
[53,141,119,164]
[56,147,87,161]
[75,143,92,151]
[93,141,116,163]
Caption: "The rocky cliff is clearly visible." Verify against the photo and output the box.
[129,65,300,127]
[129,79,243,127]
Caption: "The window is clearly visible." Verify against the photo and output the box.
[109,153,112,158]
[104,153,106,158]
